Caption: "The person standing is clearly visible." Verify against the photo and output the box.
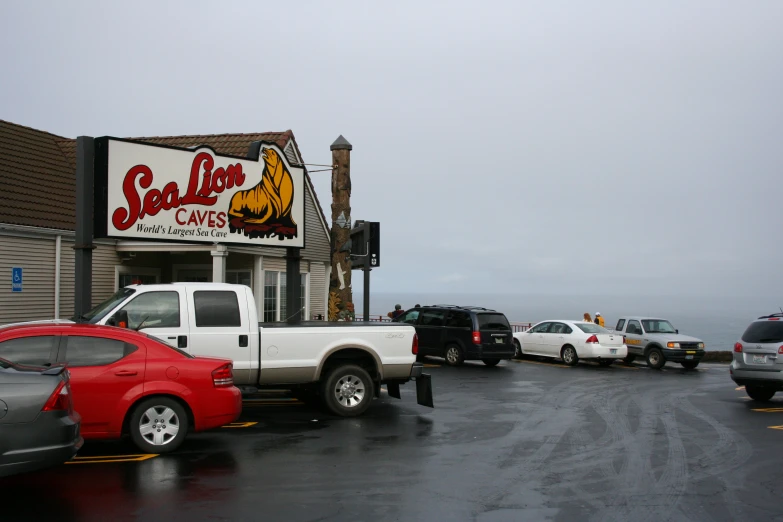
[583,313,592,323]
[595,313,605,327]
[387,304,405,319]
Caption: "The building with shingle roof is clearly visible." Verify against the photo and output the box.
[0,119,331,324]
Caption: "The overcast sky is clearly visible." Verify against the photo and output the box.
[1,1,781,300]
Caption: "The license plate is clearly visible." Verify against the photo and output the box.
[753,355,766,364]
[685,355,693,360]
[495,337,504,344]
[610,349,617,354]
[686,351,695,354]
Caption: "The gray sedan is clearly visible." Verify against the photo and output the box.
[0,358,83,477]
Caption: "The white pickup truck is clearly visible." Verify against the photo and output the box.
[77,283,432,417]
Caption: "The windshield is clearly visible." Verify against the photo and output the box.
[641,319,677,334]
[77,288,136,323]
[742,321,783,344]
[576,323,609,334]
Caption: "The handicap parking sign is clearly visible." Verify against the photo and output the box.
[12,267,22,292]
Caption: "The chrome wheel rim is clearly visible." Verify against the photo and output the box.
[563,348,575,364]
[334,375,365,408]
[446,347,460,364]
[649,352,661,365]
[514,341,522,358]
[139,406,180,446]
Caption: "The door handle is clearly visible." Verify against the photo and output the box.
[167,336,176,340]
[178,335,188,348]
[115,370,138,377]
[239,335,248,347]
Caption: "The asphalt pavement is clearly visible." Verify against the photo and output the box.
[3,357,782,522]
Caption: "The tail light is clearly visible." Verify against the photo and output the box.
[212,363,234,387]
[734,342,743,353]
[412,333,419,355]
[778,345,783,355]
[42,380,74,414]
[585,335,599,344]
[472,331,481,345]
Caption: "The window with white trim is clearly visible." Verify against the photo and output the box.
[226,270,252,288]
[262,271,309,322]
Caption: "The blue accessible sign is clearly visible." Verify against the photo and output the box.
[12,267,22,292]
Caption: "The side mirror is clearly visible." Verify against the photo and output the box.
[112,310,129,329]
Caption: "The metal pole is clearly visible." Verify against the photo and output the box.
[363,221,370,322]
[363,267,371,322]
[74,136,95,320]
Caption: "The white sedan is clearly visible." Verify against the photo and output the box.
[513,320,627,366]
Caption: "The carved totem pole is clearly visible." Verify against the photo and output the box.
[328,135,354,321]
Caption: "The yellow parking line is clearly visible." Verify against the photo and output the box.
[752,408,783,412]
[736,386,745,390]
[769,425,783,430]
[222,421,258,428]
[67,454,158,464]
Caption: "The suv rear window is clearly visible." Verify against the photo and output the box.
[742,321,783,344]
[477,313,510,330]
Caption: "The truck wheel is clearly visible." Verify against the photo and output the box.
[681,360,699,370]
[746,385,776,402]
[129,397,189,454]
[444,344,465,366]
[561,345,579,366]
[482,358,501,367]
[321,365,374,417]
[623,355,635,365]
[646,348,666,369]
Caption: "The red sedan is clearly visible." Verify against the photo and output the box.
[0,323,242,453]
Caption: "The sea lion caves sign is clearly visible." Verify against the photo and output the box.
[93,138,305,247]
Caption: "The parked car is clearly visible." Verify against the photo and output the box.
[613,316,705,369]
[513,320,627,366]
[0,323,242,453]
[393,305,515,366]
[0,358,83,477]
[730,313,783,402]
[71,283,432,417]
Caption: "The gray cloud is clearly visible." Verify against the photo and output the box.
[1,0,781,300]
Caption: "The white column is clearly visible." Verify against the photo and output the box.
[211,245,228,283]
[323,263,330,321]
[253,255,264,317]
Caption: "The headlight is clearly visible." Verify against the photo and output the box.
[667,342,680,348]
[698,343,705,349]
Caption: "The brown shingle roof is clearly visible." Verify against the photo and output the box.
[0,120,76,230]
[1,121,329,233]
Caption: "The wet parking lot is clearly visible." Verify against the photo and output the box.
[4,357,783,522]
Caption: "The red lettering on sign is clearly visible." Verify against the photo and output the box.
[111,153,244,231]
[112,165,152,231]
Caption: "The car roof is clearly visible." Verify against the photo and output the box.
[620,316,668,321]
[125,282,244,291]
[0,322,154,341]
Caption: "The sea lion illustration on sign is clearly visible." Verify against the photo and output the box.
[228,146,297,240]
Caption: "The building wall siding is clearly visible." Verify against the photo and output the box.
[310,262,326,319]
[0,235,56,324]
[301,183,330,262]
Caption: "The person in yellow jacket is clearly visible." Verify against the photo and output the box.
[595,313,605,327]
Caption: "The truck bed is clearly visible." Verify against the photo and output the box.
[258,321,398,328]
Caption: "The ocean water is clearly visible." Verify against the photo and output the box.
[354,292,782,352]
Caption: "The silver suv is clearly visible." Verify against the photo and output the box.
[730,313,783,402]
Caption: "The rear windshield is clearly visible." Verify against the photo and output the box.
[139,333,195,358]
[477,313,510,330]
[576,323,609,334]
[742,321,783,344]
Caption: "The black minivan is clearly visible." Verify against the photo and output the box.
[393,305,515,366]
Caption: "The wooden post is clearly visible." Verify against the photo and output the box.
[328,135,354,321]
